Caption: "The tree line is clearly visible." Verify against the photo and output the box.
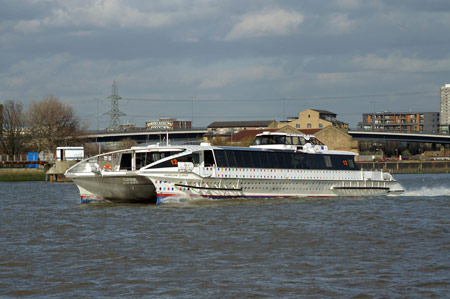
[1,96,87,156]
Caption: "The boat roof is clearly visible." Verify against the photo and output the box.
[129,143,356,155]
[256,131,307,136]
[132,144,268,152]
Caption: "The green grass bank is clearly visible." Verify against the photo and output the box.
[0,169,46,181]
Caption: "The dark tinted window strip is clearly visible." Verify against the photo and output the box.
[214,149,359,171]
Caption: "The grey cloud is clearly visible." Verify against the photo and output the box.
[0,0,449,129]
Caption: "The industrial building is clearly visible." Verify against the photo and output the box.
[145,118,192,130]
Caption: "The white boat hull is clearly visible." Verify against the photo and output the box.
[71,175,156,203]
[146,172,404,204]
[65,143,404,204]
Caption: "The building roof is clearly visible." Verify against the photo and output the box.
[331,119,348,125]
[311,109,337,116]
[208,120,275,128]
[298,128,322,135]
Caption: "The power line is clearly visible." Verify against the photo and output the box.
[123,90,437,103]
[69,97,107,104]
[74,88,440,128]
[124,115,278,119]
[70,89,438,107]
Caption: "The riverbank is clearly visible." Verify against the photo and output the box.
[357,160,450,174]
[0,169,46,181]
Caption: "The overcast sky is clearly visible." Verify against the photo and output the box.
[1,0,450,129]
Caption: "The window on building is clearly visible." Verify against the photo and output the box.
[319,123,323,128]
[296,124,300,128]
[307,124,312,128]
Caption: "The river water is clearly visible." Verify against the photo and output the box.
[0,174,449,297]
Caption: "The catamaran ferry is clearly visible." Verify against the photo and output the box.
[65,132,404,204]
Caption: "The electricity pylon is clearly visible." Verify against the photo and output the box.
[104,81,125,131]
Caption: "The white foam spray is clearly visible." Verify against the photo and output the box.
[402,186,450,197]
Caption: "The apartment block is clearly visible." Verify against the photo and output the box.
[361,112,440,134]
[441,84,450,133]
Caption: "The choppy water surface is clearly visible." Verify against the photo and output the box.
[1,174,449,297]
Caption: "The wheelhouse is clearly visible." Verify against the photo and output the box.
[251,132,324,149]
[253,134,306,146]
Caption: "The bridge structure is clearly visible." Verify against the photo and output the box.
[348,130,450,145]
[84,128,450,146]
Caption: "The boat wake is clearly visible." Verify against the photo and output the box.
[401,186,450,197]
[159,195,213,206]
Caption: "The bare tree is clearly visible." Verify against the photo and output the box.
[113,138,138,150]
[83,142,104,157]
[0,100,28,155]
[27,96,86,152]
[210,136,229,146]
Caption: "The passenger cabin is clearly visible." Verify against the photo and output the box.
[113,131,358,173]
[117,148,186,171]
[116,146,359,173]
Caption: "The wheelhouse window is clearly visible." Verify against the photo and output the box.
[148,152,199,169]
[309,137,324,145]
[292,136,306,146]
[253,135,286,145]
[136,151,183,169]
[120,153,132,170]
[203,150,215,167]
[135,152,148,169]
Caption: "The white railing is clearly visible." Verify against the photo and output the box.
[65,149,127,174]
[0,155,29,162]
[0,153,57,162]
